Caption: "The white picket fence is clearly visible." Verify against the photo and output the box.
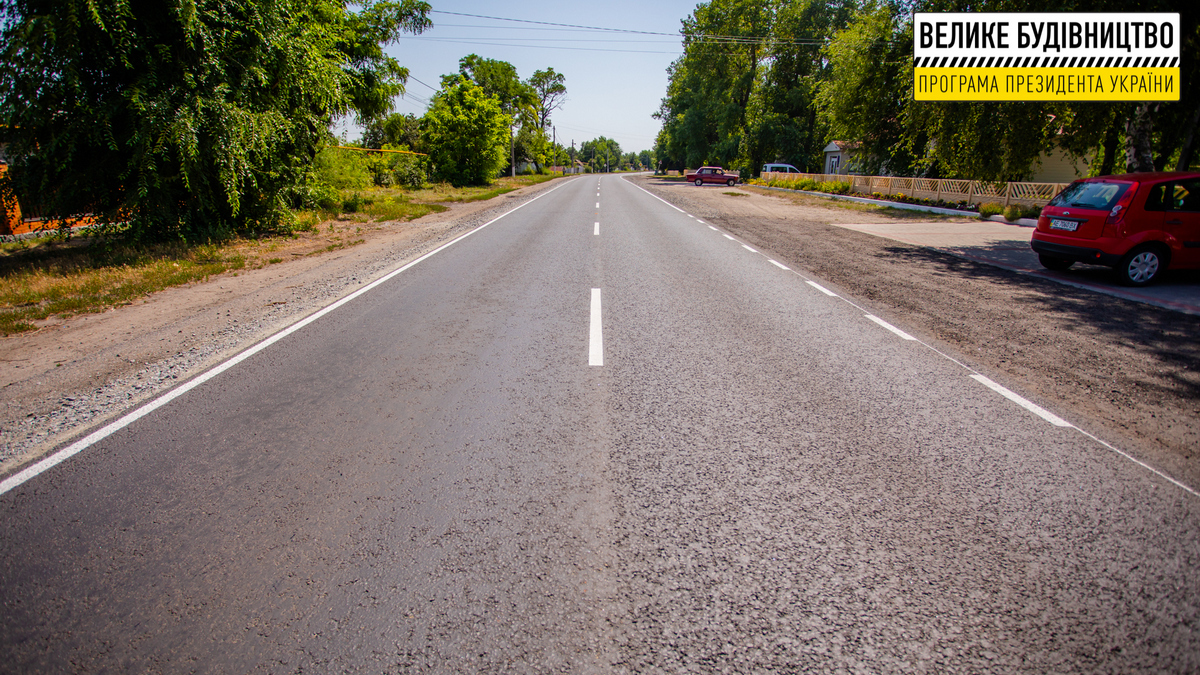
[760,172,1070,207]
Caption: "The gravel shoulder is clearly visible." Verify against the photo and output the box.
[0,177,578,475]
[631,175,1200,491]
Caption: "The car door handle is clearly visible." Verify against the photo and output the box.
[1166,219,1183,225]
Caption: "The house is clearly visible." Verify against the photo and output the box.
[822,141,855,175]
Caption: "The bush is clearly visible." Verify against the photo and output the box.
[341,193,372,213]
[979,202,1004,218]
[1003,204,1022,221]
[818,181,852,194]
[1021,204,1044,219]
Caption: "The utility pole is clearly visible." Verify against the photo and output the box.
[571,140,575,174]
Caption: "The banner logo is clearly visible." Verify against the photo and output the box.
[913,13,1180,101]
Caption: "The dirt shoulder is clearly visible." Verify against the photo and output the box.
[0,176,579,475]
[632,176,1200,490]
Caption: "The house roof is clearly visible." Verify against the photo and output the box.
[823,141,858,153]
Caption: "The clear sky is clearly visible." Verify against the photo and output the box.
[352,1,702,155]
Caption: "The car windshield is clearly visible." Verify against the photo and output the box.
[1049,181,1131,210]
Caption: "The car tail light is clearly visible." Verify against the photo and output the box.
[1103,182,1138,236]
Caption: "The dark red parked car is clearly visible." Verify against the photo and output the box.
[1031,172,1200,285]
[686,166,739,186]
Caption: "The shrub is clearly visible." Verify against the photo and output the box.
[1003,204,1022,221]
[979,202,1004,218]
[1021,203,1044,219]
[818,181,852,194]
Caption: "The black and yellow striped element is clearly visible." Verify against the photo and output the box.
[914,67,1179,101]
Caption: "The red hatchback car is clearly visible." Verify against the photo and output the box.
[1031,172,1200,285]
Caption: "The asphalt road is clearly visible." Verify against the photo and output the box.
[1,175,1197,673]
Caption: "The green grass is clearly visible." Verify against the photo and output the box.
[1,241,244,334]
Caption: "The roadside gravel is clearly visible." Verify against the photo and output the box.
[0,178,575,475]
[631,175,1200,491]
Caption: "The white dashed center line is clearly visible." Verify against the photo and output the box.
[589,289,603,366]
[594,222,599,235]
[769,260,790,270]
[742,245,757,253]
[723,234,736,241]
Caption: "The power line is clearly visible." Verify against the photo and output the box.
[428,10,828,48]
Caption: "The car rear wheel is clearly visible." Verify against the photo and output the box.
[1038,254,1073,271]
[727,178,736,186]
[694,178,704,186]
[1116,244,1168,286]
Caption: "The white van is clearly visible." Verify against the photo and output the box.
[762,163,801,174]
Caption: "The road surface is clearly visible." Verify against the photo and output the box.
[1,175,1197,672]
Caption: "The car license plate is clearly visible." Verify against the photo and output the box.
[1050,218,1079,231]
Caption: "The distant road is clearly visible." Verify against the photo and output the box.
[1,174,1197,673]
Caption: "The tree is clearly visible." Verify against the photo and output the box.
[0,0,431,240]
[451,54,537,176]
[362,113,424,151]
[581,137,621,173]
[528,68,567,131]
[422,76,510,186]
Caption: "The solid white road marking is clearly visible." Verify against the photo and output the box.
[806,280,838,296]
[742,245,757,253]
[770,260,790,270]
[971,375,1072,427]
[594,222,599,235]
[622,178,686,213]
[589,289,604,366]
[865,314,917,341]
[0,179,577,498]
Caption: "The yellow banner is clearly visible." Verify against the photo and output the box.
[914,67,1179,101]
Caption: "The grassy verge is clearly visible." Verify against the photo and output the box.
[1,174,569,335]
[1,240,245,334]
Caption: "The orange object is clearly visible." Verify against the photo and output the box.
[0,163,20,236]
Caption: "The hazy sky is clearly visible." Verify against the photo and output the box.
[358,1,702,154]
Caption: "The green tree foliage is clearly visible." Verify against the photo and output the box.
[362,112,424,151]
[817,3,918,175]
[658,0,1199,179]
[422,76,510,186]
[0,0,430,240]
[528,68,567,131]
[581,137,622,172]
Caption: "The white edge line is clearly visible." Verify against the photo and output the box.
[723,234,736,241]
[589,288,603,366]
[742,245,758,253]
[621,176,686,213]
[769,260,790,270]
[0,180,573,497]
[618,174,1199,498]
[970,374,1072,427]
[806,280,838,297]
[1075,427,1200,498]
[865,314,917,341]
